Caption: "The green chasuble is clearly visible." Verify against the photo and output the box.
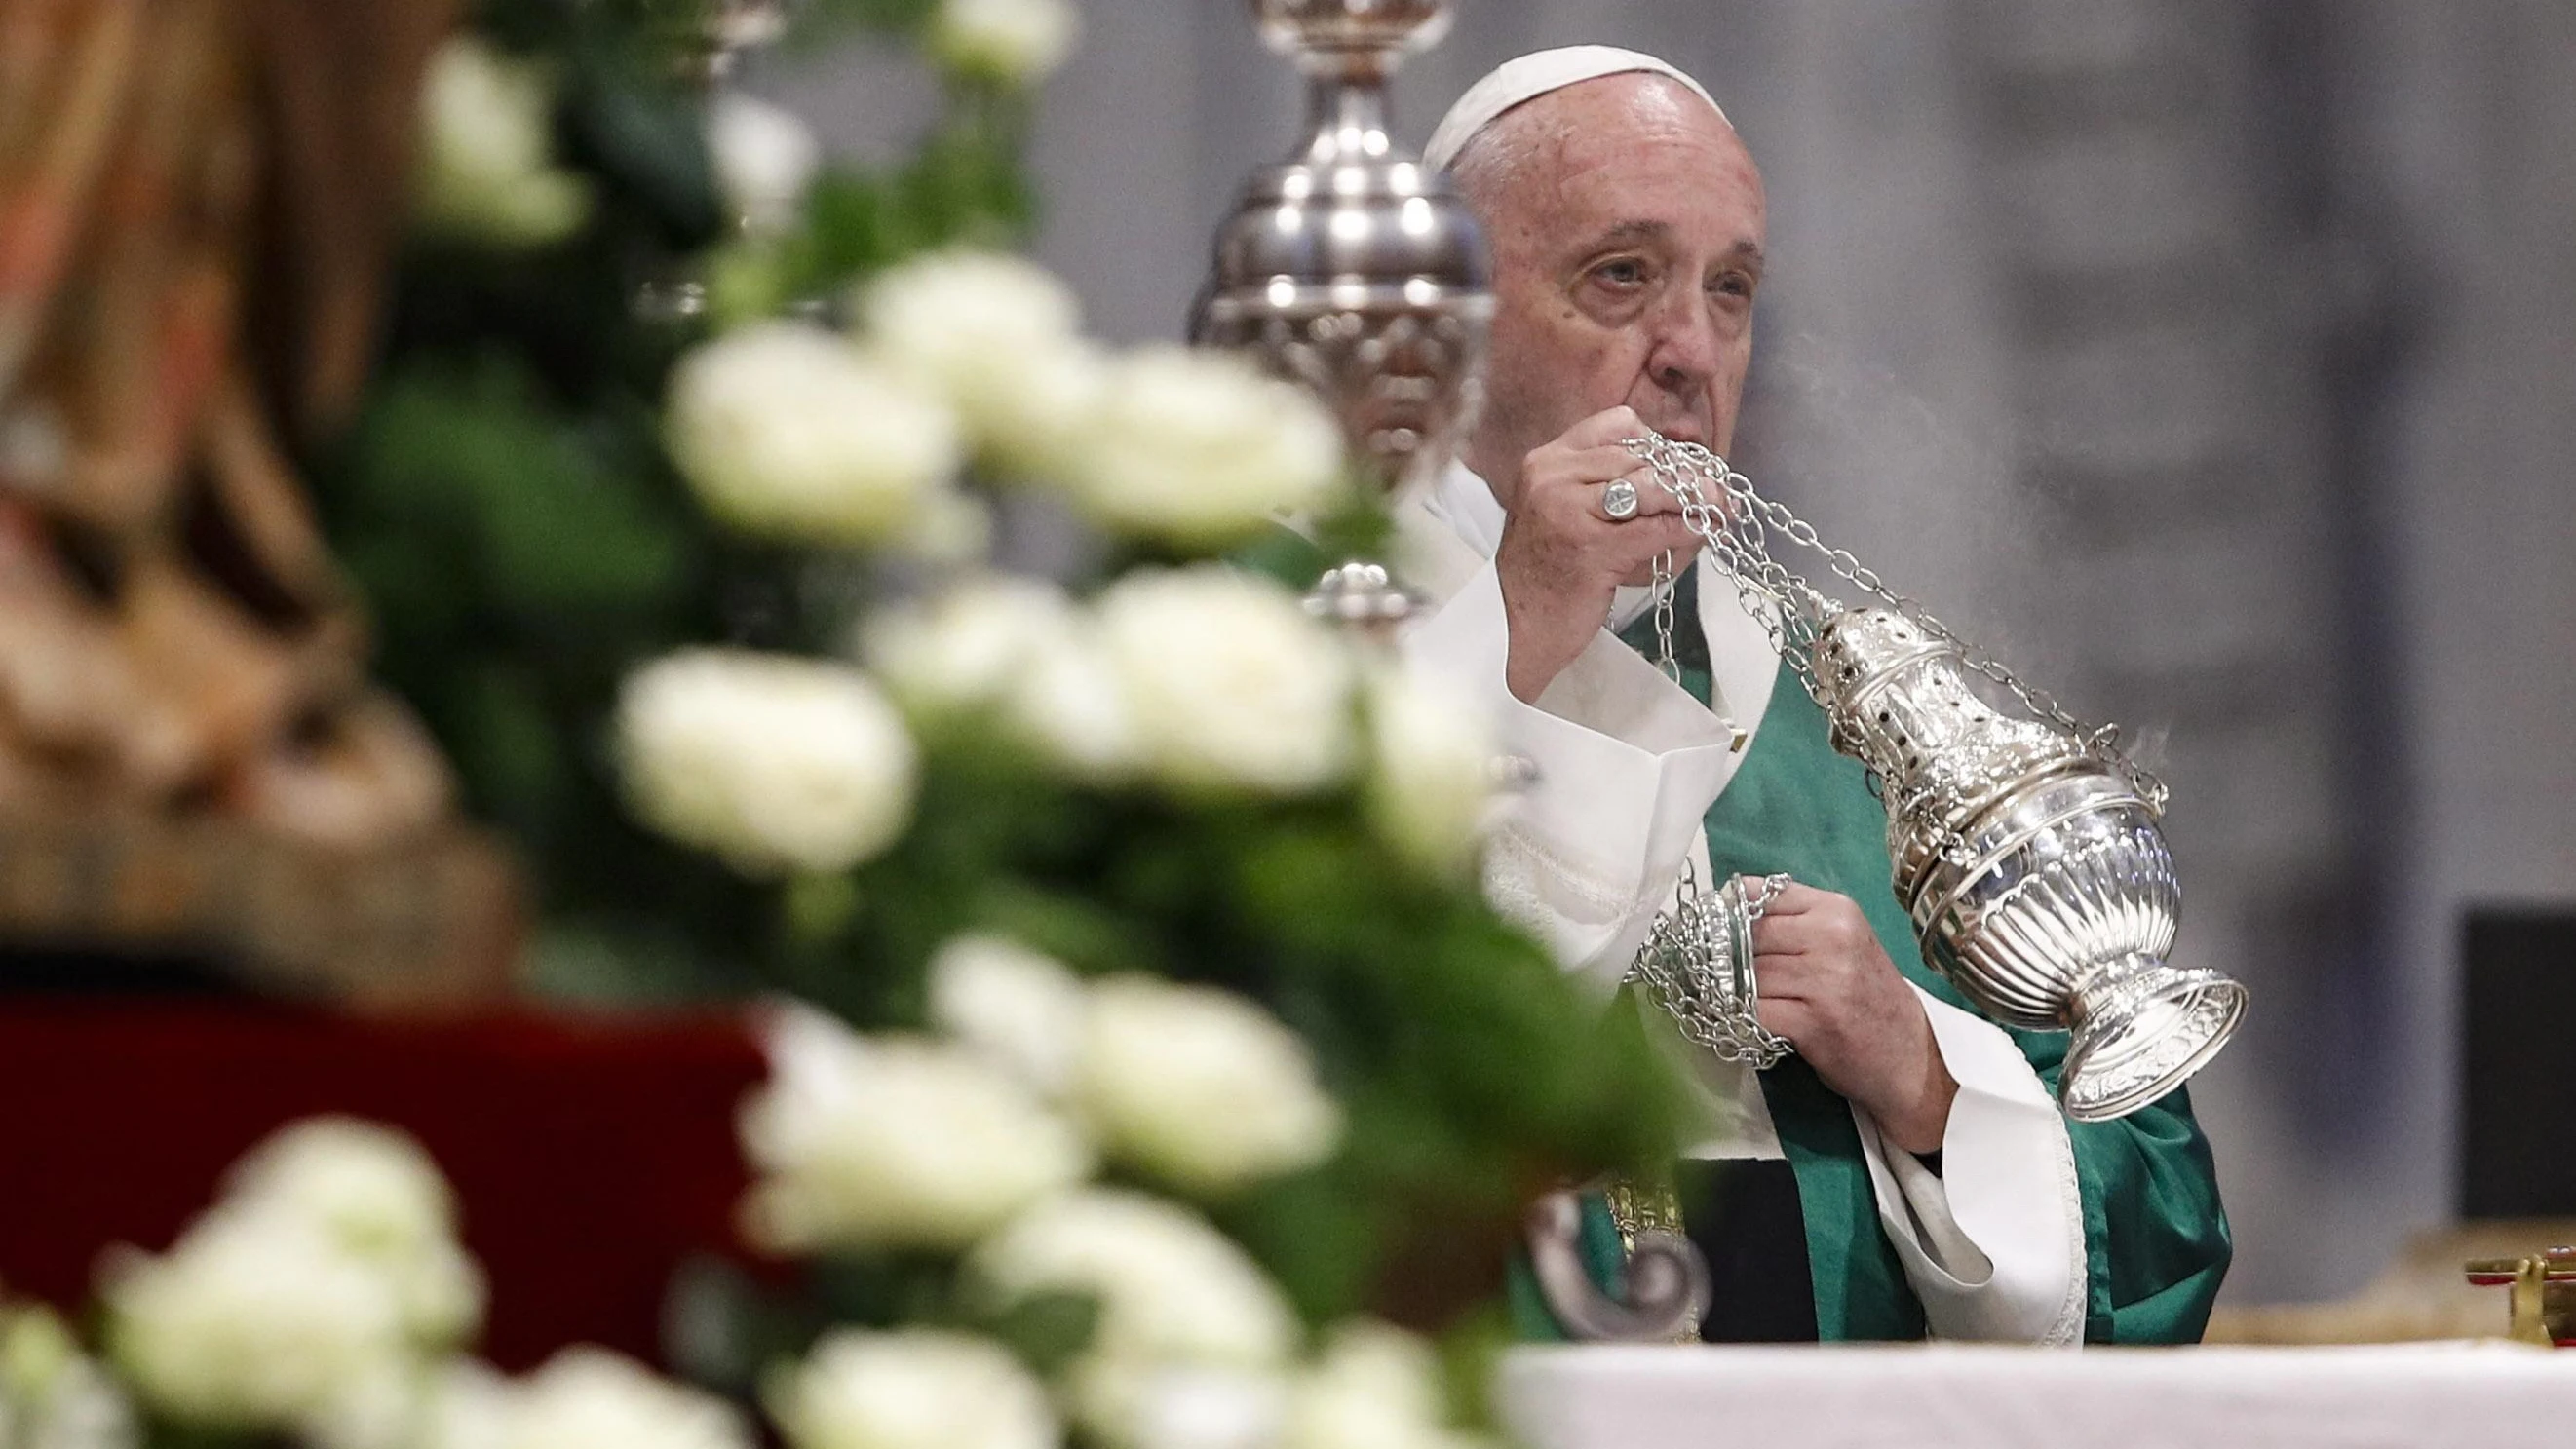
[1513,567,2231,1344]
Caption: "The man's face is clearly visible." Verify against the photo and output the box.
[1462,75,1767,505]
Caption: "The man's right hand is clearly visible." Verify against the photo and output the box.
[1494,406,1702,703]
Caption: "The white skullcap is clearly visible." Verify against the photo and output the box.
[1422,45,1727,173]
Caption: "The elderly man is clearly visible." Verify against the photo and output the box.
[1393,48,2229,1344]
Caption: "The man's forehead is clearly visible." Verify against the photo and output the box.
[1496,79,1763,240]
[1505,76,1753,185]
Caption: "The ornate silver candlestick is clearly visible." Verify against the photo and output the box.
[1629,435,2248,1124]
[1193,0,1493,504]
[1202,0,1699,1345]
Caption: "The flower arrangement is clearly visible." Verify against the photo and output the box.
[1,1,1697,1446]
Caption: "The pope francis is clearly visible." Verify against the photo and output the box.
[1392,47,2231,1345]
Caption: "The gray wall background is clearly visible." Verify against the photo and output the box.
[757,0,2576,1305]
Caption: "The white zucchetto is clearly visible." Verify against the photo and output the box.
[1422,44,1727,173]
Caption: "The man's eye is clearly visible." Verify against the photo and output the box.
[1711,271,1754,300]
[1594,259,1648,288]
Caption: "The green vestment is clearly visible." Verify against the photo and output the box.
[1511,568,2231,1343]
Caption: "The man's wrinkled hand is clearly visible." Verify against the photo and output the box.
[1494,406,1700,703]
[1749,882,1959,1156]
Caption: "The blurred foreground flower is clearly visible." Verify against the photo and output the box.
[930,0,1081,85]
[224,1118,486,1349]
[415,36,592,248]
[865,580,1137,780]
[103,1212,409,1432]
[969,1190,1297,1448]
[865,577,1080,718]
[765,1327,1060,1449]
[1097,568,1355,795]
[0,1303,136,1449]
[617,651,919,878]
[928,934,1089,1096]
[1074,975,1342,1198]
[863,252,1107,479]
[667,324,961,547]
[1364,666,1497,877]
[709,92,822,236]
[741,1009,1092,1255]
[1279,1320,1489,1449]
[503,1348,752,1449]
[1070,349,1342,548]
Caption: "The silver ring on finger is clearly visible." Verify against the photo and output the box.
[1600,478,1640,520]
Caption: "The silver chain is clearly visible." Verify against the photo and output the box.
[1649,548,1681,686]
[1626,865,1795,1069]
[1622,433,2160,804]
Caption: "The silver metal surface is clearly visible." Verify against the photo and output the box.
[1301,559,1423,641]
[1192,0,1493,498]
[1627,865,1795,1070]
[1523,1191,1710,1343]
[1626,434,2246,1123]
[1601,479,1640,519]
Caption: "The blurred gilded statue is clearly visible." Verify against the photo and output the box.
[0,0,513,1005]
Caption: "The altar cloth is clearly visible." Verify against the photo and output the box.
[1500,1341,2576,1449]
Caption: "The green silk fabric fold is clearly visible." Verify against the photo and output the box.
[1511,567,2229,1343]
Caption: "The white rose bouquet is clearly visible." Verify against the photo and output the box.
[738,1008,1092,1254]
[616,650,919,879]
[315,9,1695,1449]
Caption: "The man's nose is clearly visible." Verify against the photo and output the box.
[1644,287,1721,395]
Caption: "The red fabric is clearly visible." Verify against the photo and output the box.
[0,1002,770,1371]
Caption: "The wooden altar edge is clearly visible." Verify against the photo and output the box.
[1498,1342,2576,1449]
[0,813,521,1010]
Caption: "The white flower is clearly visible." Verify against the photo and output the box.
[888,488,994,568]
[981,343,1112,482]
[740,1007,1092,1255]
[667,323,962,547]
[617,650,918,878]
[217,1119,486,1348]
[1003,623,1139,781]
[1363,666,1496,876]
[865,577,1078,716]
[224,1118,455,1261]
[1278,1321,1481,1449]
[0,1306,137,1449]
[103,1213,409,1430]
[1096,568,1356,794]
[862,252,1107,479]
[1070,349,1341,547]
[863,579,1137,780]
[708,92,821,235]
[416,1360,517,1449]
[415,36,591,248]
[765,1328,1058,1449]
[928,934,1088,1095]
[930,0,1080,85]
[305,1359,436,1449]
[501,1349,751,1449]
[968,1190,1296,1445]
[1074,976,1341,1198]
[1125,1366,1287,1449]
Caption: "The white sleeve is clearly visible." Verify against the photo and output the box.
[1400,561,1743,992]
[1849,985,2089,1345]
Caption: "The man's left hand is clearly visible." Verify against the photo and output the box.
[1749,882,1958,1156]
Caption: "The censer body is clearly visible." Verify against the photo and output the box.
[1815,608,2244,1121]
[1633,439,2249,1124]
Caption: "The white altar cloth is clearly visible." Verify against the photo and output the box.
[1500,1342,2576,1449]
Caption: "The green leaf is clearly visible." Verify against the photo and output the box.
[561,42,727,248]
[792,0,942,46]
[979,1289,1101,1378]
